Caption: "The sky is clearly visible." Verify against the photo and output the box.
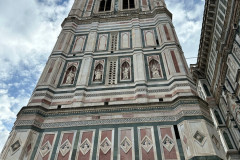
[0,0,204,152]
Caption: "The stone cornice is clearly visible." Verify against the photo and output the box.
[61,7,172,27]
[17,96,208,117]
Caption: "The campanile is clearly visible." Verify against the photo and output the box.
[1,0,226,159]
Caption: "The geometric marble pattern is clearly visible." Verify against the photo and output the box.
[120,136,132,153]
[162,135,174,152]
[11,140,21,154]
[80,138,92,155]
[141,135,153,153]
[193,130,206,146]
[40,141,52,157]
[100,137,112,154]
[59,139,71,156]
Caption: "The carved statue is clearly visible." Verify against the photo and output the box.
[65,70,75,84]
[151,64,160,78]
[122,67,129,80]
[94,68,102,81]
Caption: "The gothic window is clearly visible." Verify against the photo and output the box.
[63,66,76,84]
[110,32,118,52]
[123,0,135,9]
[99,0,112,12]
[93,64,103,82]
[149,59,161,79]
[121,61,130,80]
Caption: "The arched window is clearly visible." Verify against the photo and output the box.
[123,0,135,9]
[99,0,112,12]
[93,64,103,82]
[63,66,77,84]
[149,59,161,78]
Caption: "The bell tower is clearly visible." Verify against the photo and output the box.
[1,0,226,160]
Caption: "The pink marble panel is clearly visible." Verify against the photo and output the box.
[120,129,132,160]
[140,128,155,160]
[99,130,112,160]
[160,127,177,160]
[78,131,93,160]
[57,133,74,160]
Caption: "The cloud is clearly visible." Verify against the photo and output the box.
[0,0,74,152]
[166,0,204,65]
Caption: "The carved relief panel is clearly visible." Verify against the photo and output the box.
[90,59,106,85]
[119,57,132,82]
[59,61,81,87]
[146,55,163,79]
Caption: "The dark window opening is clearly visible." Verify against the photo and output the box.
[104,102,109,105]
[156,39,159,45]
[99,0,112,12]
[174,125,180,139]
[159,98,163,102]
[154,47,156,50]
[203,83,211,96]
[57,105,62,109]
[214,110,223,124]
[73,54,76,56]
[123,0,135,10]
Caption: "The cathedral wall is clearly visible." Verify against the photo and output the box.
[28,13,194,109]
[4,97,225,160]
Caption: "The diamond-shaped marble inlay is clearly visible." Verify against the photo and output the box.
[193,131,206,146]
[162,135,174,152]
[100,137,112,154]
[141,136,153,153]
[120,136,132,153]
[11,140,21,154]
[80,138,92,155]
[59,139,72,156]
[40,141,51,157]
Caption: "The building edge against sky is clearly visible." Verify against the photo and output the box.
[0,0,238,160]
[191,0,240,159]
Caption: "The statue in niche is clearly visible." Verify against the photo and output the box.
[121,61,130,80]
[123,67,129,80]
[94,64,103,81]
[151,64,160,78]
[149,59,161,78]
[63,66,76,84]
